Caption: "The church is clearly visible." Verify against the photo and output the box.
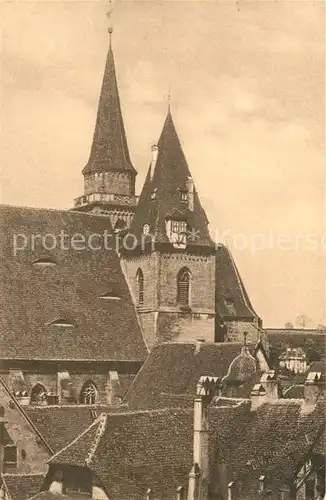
[0,21,324,500]
[0,26,263,409]
[72,27,263,348]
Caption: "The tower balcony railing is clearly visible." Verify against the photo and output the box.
[74,192,138,208]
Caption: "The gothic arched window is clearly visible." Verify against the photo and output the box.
[79,381,98,405]
[30,383,47,406]
[136,269,144,306]
[177,268,191,306]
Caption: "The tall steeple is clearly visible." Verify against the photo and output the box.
[82,28,136,176]
[74,24,137,230]
[121,110,216,348]
[129,109,214,250]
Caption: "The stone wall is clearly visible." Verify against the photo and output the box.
[225,321,261,344]
[84,171,134,196]
[0,377,50,474]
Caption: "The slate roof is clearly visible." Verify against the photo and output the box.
[49,409,194,500]
[82,37,136,175]
[0,205,147,361]
[25,405,119,453]
[215,244,261,322]
[125,342,259,410]
[2,473,44,500]
[128,111,215,250]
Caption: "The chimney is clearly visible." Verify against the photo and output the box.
[187,177,194,211]
[260,371,279,401]
[145,488,153,500]
[250,383,267,411]
[304,371,323,406]
[188,376,219,500]
[227,482,236,500]
[150,145,158,181]
[195,338,205,355]
[259,475,266,493]
[176,486,185,500]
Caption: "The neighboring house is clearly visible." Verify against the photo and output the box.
[279,348,307,374]
[266,329,326,367]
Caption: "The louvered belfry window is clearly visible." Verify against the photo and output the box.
[136,269,144,306]
[177,268,191,306]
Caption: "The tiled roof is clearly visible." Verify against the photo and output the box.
[82,39,136,175]
[29,493,73,500]
[46,397,323,500]
[25,405,117,453]
[283,385,305,399]
[0,205,147,361]
[308,361,325,374]
[128,111,214,250]
[49,409,194,499]
[222,399,325,486]
[215,244,261,322]
[2,473,44,500]
[125,342,259,410]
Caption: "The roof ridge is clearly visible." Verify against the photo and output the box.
[85,413,107,466]
[48,413,105,464]
[225,245,257,318]
[0,203,118,220]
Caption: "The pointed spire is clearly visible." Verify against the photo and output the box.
[82,24,136,176]
[130,109,214,250]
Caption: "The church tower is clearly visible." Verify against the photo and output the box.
[73,29,137,231]
[121,110,216,348]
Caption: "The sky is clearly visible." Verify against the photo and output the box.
[0,0,325,328]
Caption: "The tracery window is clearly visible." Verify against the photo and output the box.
[79,381,98,405]
[30,383,47,406]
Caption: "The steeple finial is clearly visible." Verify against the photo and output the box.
[106,1,113,44]
[167,84,172,113]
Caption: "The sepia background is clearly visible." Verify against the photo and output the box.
[0,0,325,328]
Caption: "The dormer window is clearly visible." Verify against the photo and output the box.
[151,188,157,200]
[166,220,187,249]
[46,319,75,327]
[143,224,150,235]
[32,257,57,267]
[178,189,188,202]
[99,292,121,301]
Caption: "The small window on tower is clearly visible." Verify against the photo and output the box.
[179,191,188,202]
[151,188,157,200]
[166,220,187,249]
[143,224,150,235]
